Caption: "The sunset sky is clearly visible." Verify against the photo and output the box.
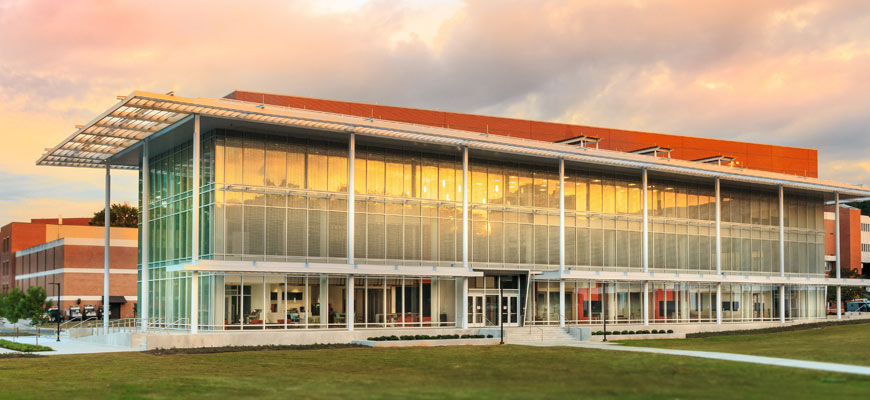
[1,0,869,225]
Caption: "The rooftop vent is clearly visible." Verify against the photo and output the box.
[630,146,672,158]
[693,155,737,167]
[556,135,601,149]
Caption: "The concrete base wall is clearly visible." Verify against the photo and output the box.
[144,328,481,350]
[566,327,591,341]
[353,338,500,347]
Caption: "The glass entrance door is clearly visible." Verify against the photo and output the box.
[467,295,484,326]
[502,295,518,326]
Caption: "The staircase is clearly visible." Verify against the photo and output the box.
[502,326,582,345]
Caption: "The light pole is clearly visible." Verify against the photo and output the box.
[602,282,608,342]
[499,276,504,345]
[49,282,61,342]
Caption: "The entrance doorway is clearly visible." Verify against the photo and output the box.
[467,274,522,327]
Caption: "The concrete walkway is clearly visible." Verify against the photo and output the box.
[0,335,138,356]
[515,341,870,376]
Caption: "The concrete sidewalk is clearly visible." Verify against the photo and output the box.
[533,341,870,376]
[1,335,138,356]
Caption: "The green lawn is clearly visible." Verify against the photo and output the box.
[619,323,870,366]
[0,345,867,399]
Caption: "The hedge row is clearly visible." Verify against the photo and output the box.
[685,318,870,339]
[591,329,673,336]
[0,339,53,352]
[367,334,494,341]
[145,343,363,356]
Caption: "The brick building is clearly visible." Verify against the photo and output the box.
[824,205,870,276]
[13,224,138,319]
[1,218,91,292]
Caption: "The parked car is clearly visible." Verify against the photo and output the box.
[845,299,870,312]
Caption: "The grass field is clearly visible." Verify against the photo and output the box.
[619,323,870,366]
[0,345,867,399]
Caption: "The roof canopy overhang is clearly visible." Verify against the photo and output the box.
[37,91,870,199]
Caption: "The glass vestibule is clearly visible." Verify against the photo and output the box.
[197,273,457,330]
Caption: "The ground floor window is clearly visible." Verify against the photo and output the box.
[191,273,457,331]
[525,280,827,325]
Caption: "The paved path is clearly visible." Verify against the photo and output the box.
[515,341,870,376]
[1,336,138,356]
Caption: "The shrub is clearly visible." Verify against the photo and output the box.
[0,339,52,352]
[667,329,674,334]
[627,331,635,335]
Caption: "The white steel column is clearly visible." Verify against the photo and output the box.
[559,158,565,327]
[348,133,355,264]
[715,177,722,324]
[460,146,469,329]
[643,281,649,326]
[192,114,200,262]
[642,168,649,326]
[140,141,150,331]
[190,114,201,333]
[462,146,469,269]
[347,134,356,332]
[715,178,721,275]
[457,277,468,329]
[320,275,328,328]
[642,168,649,273]
[779,285,785,324]
[190,271,199,333]
[779,185,785,276]
[835,192,842,319]
[347,275,355,331]
[103,162,111,334]
[779,185,785,324]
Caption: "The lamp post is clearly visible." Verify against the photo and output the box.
[602,282,608,342]
[49,282,61,342]
[499,276,504,345]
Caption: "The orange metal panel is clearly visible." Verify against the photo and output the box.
[228,90,819,178]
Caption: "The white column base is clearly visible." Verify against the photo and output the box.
[190,271,199,334]
[559,279,565,327]
[837,286,842,320]
[643,281,649,326]
[347,275,355,332]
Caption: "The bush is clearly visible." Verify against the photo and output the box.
[627,331,635,335]
[650,329,658,334]
[0,339,52,352]
[666,329,674,334]
[365,333,489,341]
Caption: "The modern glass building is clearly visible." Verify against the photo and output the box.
[37,90,870,334]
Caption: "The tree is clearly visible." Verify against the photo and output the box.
[847,200,870,217]
[2,288,25,341]
[827,265,868,306]
[89,202,138,228]
[0,291,7,323]
[21,287,52,346]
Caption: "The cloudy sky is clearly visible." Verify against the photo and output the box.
[1,0,869,225]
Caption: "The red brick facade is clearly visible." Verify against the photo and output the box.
[16,241,138,319]
[825,205,862,274]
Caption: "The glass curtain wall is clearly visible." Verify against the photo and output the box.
[783,195,826,276]
[353,147,462,267]
[648,179,715,273]
[195,273,456,330]
[567,170,643,271]
[525,280,825,324]
[206,129,349,263]
[468,159,559,270]
[142,139,195,326]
